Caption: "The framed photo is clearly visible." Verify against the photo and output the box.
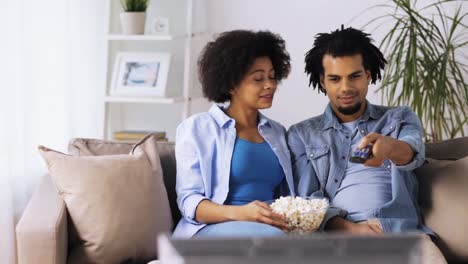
[111,52,171,97]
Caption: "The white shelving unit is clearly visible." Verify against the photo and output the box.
[106,34,184,41]
[101,0,210,141]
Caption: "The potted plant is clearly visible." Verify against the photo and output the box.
[363,0,467,142]
[120,0,150,34]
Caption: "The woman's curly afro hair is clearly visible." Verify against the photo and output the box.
[304,26,387,94]
[198,30,291,103]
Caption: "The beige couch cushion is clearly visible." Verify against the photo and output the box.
[417,157,468,261]
[68,137,181,230]
[39,134,172,264]
[68,138,133,156]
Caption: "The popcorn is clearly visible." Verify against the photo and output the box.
[270,196,328,234]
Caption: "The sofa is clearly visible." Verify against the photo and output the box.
[16,137,468,263]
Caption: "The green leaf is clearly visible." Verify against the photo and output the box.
[120,0,150,12]
[363,0,467,142]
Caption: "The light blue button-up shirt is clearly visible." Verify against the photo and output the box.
[173,104,295,238]
[287,102,431,234]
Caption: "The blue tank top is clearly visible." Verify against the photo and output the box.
[224,138,285,205]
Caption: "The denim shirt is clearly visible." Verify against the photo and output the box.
[287,102,431,234]
[173,104,295,238]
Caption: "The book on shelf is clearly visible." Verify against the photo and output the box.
[113,130,166,141]
[113,137,169,144]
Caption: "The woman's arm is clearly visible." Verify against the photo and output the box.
[176,118,288,229]
[195,199,289,229]
[175,120,210,225]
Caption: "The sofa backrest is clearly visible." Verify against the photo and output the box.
[154,142,181,230]
[425,137,468,160]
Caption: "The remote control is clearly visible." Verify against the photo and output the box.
[349,145,373,163]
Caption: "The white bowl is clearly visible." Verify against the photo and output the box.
[268,196,329,234]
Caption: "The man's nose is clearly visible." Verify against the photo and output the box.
[340,79,352,91]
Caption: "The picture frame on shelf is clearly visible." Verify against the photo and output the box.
[110,52,171,97]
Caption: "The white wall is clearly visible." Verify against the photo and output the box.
[205,0,391,128]
[32,0,464,142]
[68,0,107,139]
[65,0,403,138]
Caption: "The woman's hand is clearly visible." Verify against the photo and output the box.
[195,199,288,230]
[232,200,289,230]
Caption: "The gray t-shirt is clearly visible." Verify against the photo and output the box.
[331,120,392,222]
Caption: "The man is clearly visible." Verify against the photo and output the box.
[287,27,446,263]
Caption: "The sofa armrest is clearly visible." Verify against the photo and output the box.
[417,157,468,262]
[16,174,68,264]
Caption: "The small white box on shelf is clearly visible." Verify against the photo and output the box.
[152,16,170,35]
[110,52,171,97]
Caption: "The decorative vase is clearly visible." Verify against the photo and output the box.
[120,12,146,34]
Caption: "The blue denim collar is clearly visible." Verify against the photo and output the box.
[320,100,380,131]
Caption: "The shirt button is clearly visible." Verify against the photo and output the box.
[342,156,346,159]
[310,153,314,158]
[345,136,349,139]
[387,164,391,169]
[361,130,365,134]
[334,179,338,183]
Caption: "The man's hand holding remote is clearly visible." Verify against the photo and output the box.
[358,133,414,167]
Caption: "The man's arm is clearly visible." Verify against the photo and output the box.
[358,107,425,168]
[358,133,414,167]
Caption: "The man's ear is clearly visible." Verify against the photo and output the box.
[320,75,326,91]
[366,70,371,84]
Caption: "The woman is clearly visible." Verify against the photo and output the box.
[173,30,295,238]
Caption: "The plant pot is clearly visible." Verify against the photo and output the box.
[120,12,146,34]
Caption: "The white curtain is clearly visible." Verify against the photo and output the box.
[0,1,104,263]
[0,1,71,263]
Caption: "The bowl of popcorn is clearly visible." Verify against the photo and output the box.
[269,196,329,234]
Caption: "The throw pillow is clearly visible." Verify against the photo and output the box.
[39,134,172,264]
[68,138,133,156]
[69,137,181,232]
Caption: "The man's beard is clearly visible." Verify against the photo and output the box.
[337,102,362,115]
